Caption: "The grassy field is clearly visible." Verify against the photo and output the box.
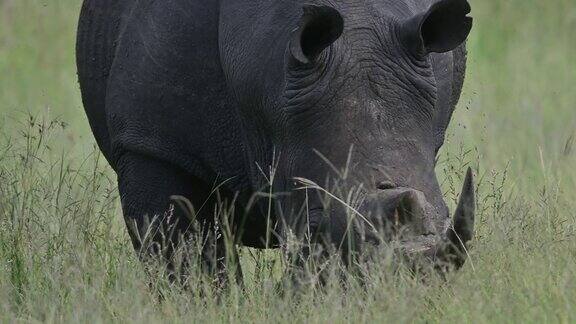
[1,0,576,322]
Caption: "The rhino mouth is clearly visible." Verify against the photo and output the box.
[390,169,475,268]
[303,167,476,269]
[383,168,475,268]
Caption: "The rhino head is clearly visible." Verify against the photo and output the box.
[273,0,474,269]
[221,0,475,269]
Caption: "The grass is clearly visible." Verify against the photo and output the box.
[1,0,575,322]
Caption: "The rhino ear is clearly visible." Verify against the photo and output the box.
[289,5,344,64]
[400,0,472,56]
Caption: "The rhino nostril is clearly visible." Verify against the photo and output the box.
[376,180,396,190]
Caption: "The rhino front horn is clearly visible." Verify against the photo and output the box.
[445,167,475,268]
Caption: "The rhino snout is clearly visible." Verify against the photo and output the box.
[360,186,442,240]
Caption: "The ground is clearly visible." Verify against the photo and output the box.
[0,0,575,322]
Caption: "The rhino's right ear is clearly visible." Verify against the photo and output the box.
[289,5,344,64]
[400,0,472,56]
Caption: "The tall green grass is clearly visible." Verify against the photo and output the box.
[1,0,575,322]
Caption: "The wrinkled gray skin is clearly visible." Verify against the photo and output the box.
[77,0,475,282]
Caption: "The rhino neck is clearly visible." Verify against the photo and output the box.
[219,1,303,193]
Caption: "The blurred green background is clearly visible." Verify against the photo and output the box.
[1,0,575,191]
[1,0,575,322]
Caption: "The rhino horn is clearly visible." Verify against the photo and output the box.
[444,167,475,268]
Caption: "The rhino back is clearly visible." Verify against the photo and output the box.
[77,0,250,191]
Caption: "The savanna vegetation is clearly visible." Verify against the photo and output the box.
[1,0,575,322]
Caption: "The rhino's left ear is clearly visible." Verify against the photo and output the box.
[289,5,344,64]
[400,0,472,56]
